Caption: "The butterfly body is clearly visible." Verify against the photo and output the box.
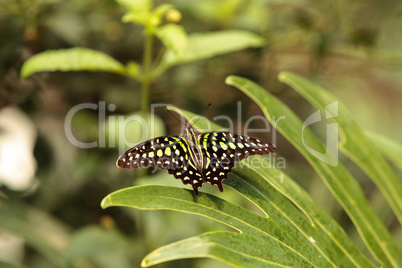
[117,127,276,195]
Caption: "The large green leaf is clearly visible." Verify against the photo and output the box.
[226,75,401,267]
[103,185,329,267]
[20,48,126,78]
[116,0,151,13]
[154,30,265,77]
[102,108,375,267]
[278,72,402,224]
[170,108,374,267]
[142,231,308,268]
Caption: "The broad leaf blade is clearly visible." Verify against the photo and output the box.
[278,72,402,224]
[101,185,332,267]
[142,232,312,268]
[101,185,260,234]
[160,30,265,68]
[226,75,401,267]
[230,168,375,268]
[20,48,126,78]
[180,109,373,268]
[119,0,152,25]
[116,0,151,12]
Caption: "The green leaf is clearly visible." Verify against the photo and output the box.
[0,202,70,267]
[178,109,374,268]
[117,0,152,25]
[158,30,265,71]
[277,72,402,224]
[102,108,374,267]
[102,185,330,267]
[142,232,309,268]
[20,48,126,78]
[155,24,187,56]
[103,105,378,267]
[116,0,151,14]
[365,130,402,170]
[226,75,402,267]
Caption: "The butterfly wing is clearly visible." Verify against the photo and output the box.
[198,132,276,192]
[230,132,276,160]
[117,131,276,195]
[167,161,204,195]
[117,135,205,195]
[116,136,185,170]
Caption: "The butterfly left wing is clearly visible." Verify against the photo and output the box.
[167,160,204,195]
[116,136,185,170]
[198,131,276,192]
[117,135,206,195]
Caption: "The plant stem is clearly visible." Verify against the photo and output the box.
[141,28,154,114]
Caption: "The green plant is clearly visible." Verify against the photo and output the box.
[7,1,401,267]
[101,73,402,267]
[20,0,265,114]
[19,0,265,150]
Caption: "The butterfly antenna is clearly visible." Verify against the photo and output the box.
[164,106,187,127]
[189,103,212,128]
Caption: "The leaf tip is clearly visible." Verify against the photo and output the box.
[20,66,29,79]
[140,258,151,267]
[225,76,233,84]
[225,75,238,86]
[100,195,112,209]
[277,71,290,82]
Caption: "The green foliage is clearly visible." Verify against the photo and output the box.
[102,185,324,267]
[102,73,402,267]
[19,0,266,114]
[278,72,402,224]
[226,75,402,267]
[2,0,401,267]
[155,30,265,77]
[20,48,127,78]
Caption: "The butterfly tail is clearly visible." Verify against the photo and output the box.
[191,184,199,195]
[217,180,224,192]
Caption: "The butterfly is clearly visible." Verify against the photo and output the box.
[117,127,276,195]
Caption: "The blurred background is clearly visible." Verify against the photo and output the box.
[0,0,401,267]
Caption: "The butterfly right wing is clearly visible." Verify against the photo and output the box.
[198,131,276,192]
[116,136,185,170]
